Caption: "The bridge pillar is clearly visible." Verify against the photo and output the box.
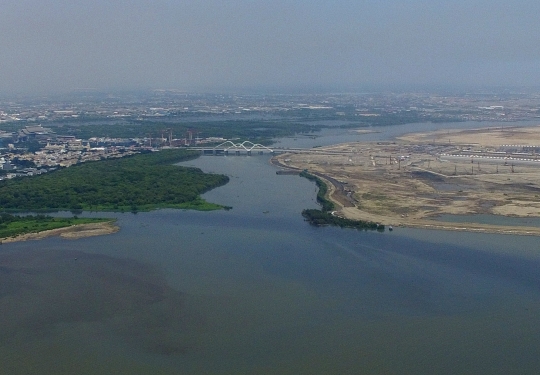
[247,150,251,156]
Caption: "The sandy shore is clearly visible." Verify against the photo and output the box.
[339,206,540,236]
[293,164,540,236]
[274,124,540,236]
[398,124,540,147]
[1,221,120,244]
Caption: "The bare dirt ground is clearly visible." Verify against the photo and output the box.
[275,124,540,235]
[399,125,540,147]
[1,222,120,243]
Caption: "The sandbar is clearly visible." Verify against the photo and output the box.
[1,221,119,243]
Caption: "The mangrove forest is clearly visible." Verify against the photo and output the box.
[0,149,229,212]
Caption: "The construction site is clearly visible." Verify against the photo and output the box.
[275,125,540,235]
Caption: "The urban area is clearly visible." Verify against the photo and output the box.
[1,89,540,180]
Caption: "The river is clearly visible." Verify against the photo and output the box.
[1,122,540,374]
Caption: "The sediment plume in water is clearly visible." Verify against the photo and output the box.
[0,249,195,356]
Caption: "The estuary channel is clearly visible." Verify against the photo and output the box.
[1,122,540,374]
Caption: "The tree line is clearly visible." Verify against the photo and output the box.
[299,171,384,232]
[0,149,229,212]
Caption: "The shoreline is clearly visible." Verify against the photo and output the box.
[340,206,540,236]
[1,221,120,244]
[271,155,540,236]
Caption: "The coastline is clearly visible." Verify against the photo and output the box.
[272,155,540,236]
[339,206,540,236]
[1,221,120,244]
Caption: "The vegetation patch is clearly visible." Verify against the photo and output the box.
[361,192,388,201]
[301,209,384,231]
[0,213,112,239]
[299,170,334,212]
[51,119,321,146]
[299,171,384,231]
[0,149,229,212]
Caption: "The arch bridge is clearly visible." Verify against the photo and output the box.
[202,140,274,156]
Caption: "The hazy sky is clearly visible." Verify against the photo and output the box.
[2,0,540,94]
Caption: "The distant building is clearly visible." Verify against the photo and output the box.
[0,130,16,144]
[0,158,14,170]
[18,125,54,142]
[56,135,77,142]
[44,142,66,151]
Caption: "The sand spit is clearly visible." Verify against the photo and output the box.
[1,221,119,243]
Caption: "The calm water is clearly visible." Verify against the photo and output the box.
[275,119,540,148]
[1,124,540,374]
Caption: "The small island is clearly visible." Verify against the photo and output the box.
[0,213,118,243]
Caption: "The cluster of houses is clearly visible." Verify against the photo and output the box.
[0,125,141,180]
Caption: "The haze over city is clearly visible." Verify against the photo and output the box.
[2,0,540,95]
